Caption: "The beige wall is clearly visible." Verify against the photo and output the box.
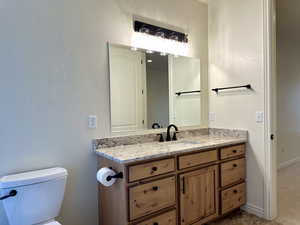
[0,0,208,224]
[276,0,300,166]
[208,0,266,216]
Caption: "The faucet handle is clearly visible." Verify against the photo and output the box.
[172,131,179,141]
[157,133,164,142]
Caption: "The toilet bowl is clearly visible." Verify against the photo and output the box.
[0,167,68,225]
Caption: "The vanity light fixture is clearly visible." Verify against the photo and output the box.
[169,32,179,41]
[147,59,153,63]
[139,26,150,34]
[160,52,167,56]
[146,50,154,54]
[134,20,188,43]
[155,29,165,39]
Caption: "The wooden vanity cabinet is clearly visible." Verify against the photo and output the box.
[128,158,175,182]
[129,176,176,220]
[98,143,246,225]
[179,166,218,225]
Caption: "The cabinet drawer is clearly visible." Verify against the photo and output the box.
[178,150,218,170]
[221,144,245,160]
[221,158,245,187]
[129,159,175,182]
[129,177,176,221]
[221,183,246,214]
[135,210,176,225]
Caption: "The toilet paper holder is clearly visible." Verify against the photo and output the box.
[106,172,123,181]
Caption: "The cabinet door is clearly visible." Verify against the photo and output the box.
[179,166,218,225]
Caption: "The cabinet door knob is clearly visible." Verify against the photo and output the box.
[152,186,159,191]
[152,166,158,171]
[233,164,238,168]
[153,223,159,225]
[233,190,238,194]
[232,150,237,153]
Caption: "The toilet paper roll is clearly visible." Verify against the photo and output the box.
[97,167,116,187]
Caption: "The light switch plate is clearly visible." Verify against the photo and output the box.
[256,111,264,123]
[88,115,97,129]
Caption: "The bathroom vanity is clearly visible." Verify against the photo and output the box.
[101,41,248,225]
[95,128,247,225]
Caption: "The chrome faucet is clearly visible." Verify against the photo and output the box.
[166,124,179,141]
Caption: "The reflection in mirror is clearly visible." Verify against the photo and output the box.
[109,43,201,134]
[146,53,169,129]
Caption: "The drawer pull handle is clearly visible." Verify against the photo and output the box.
[152,186,159,191]
[153,223,159,225]
[152,166,158,171]
[182,177,186,194]
[233,164,238,168]
[232,150,237,153]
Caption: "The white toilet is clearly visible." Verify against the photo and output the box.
[0,167,68,225]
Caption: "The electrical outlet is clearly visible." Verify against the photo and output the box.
[209,112,216,122]
[255,111,264,123]
[88,115,97,129]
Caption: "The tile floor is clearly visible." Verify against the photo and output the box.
[212,210,282,225]
[276,162,300,225]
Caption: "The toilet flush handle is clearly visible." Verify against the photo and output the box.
[0,190,17,201]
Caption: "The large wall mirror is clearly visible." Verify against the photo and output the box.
[109,43,204,134]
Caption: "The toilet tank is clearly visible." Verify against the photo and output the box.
[0,168,68,225]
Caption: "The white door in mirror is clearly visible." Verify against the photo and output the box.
[88,115,98,129]
[109,46,146,133]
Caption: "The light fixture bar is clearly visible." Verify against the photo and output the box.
[134,21,188,43]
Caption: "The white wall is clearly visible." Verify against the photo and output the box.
[0,1,208,224]
[208,0,266,216]
[276,0,300,167]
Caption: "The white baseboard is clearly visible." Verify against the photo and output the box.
[242,203,265,218]
[278,157,300,170]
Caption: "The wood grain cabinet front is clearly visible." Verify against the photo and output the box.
[221,183,246,215]
[179,166,218,225]
[129,159,175,182]
[220,144,245,160]
[129,177,176,221]
[135,210,177,225]
[221,158,245,187]
[178,150,218,170]
[98,143,247,225]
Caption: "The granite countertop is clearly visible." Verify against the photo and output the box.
[95,134,247,165]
